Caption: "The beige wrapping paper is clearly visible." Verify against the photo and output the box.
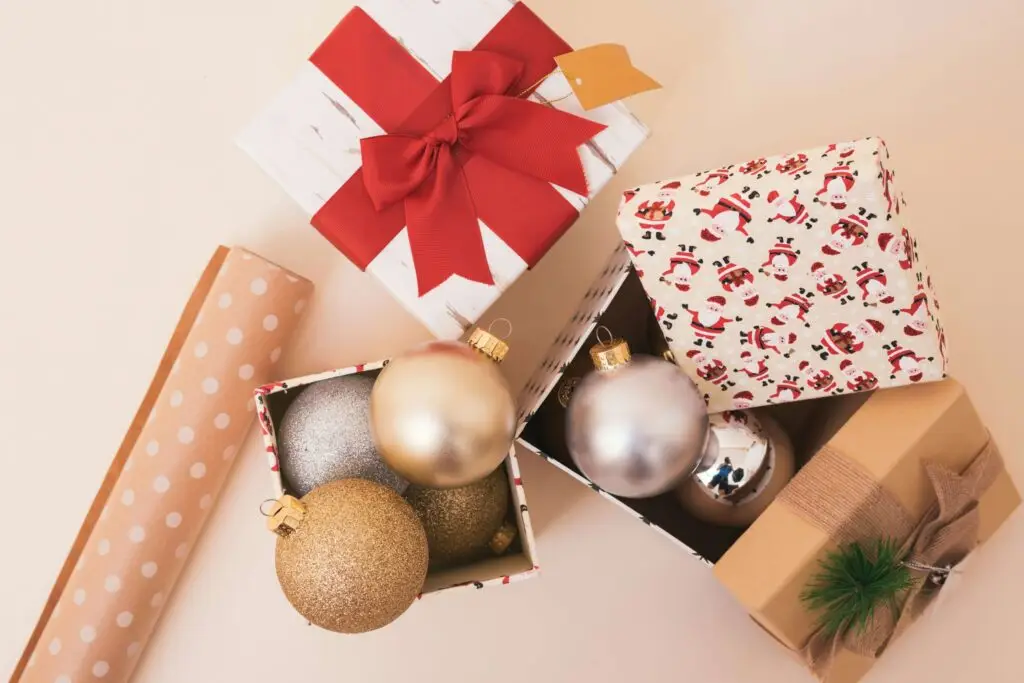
[14,246,313,683]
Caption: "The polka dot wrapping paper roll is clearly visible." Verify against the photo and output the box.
[14,246,313,683]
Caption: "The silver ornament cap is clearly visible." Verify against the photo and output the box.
[278,375,408,497]
[566,338,709,498]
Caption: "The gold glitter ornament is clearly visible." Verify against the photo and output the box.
[274,479,428,633]
[405,466,511,569]
[370,328,516,488]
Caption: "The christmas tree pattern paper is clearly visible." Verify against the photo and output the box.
[616,138,948,412]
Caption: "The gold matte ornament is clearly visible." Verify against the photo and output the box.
[405,466,511,569]
[370,335,516,488]
[275,479,428,633]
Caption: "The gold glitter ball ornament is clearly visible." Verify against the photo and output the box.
[406,466,511,569]
[370,334,516,488]
[275,479,428,633]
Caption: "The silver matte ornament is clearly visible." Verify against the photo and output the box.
[566,334,710,498]
[279,375,407,497]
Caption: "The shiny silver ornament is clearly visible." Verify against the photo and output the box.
[279,375,407,497]
[677,412,795,527]
[566,336,710,498]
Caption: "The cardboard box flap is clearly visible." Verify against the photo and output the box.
[514,246,632,431]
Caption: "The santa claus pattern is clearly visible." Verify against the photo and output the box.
[617,137,947,412]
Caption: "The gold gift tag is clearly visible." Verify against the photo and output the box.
[555,44,661,110]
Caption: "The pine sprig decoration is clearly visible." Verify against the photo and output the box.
[801,539,917,638]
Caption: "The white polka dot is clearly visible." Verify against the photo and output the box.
[178,426,195,444]
[190,462,207,479]
[200,494,213,510]
[120,489,135,506]
[128,525,146,543]
[202,377,219,394]
[223,445,237,461]
[195,311,204,325]
[73,588,87,605]
[146,440,159,456]
[92,660,110,678]
[218,293,232,309]
[238,364,255,380]
[153,475,171,493]
[286,274,299,283]
[127,642,141,658]
[171,359,180,375]
[294,299,306,314]
[53,604,61,618]
[165,512,182,528]
[27,653,35,668]
[194,341,209,358]
[80,625,96,643]
[263,314,279,331]
[49,638,62,655]
[99,507,110,521]
[56,675,71,683]
[169,390,183,407]
[246,398,255,412]
[150,592,164,608]
[105,575,122,593]
[270,347,282,363]
[97,539,110,556]
[141,562,158,578]
[250,277,268,295]
[124,457,133,473]
[74,556,86,574]
[226,328,244,345]
[116,611,134,628]
[213,412,231,430]
[242,252,253,260]
[175,543,189,559]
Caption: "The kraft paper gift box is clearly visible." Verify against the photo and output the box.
[256,363,538,596]
[238,0,648,340]
[713,379,1021,683]
[615,137,949,412]
[14,247,312,683]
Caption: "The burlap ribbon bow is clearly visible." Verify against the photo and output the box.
[779,440,1004,681]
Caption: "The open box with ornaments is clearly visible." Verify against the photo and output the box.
[516,245,1020,682]
[255,359,537,600]
[515,243,1017,559]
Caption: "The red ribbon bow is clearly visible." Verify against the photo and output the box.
[358,50,605,295]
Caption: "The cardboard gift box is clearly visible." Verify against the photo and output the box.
[715,379,1020,683]
[256,362,538,596]
[14,247,313,683]
[615,137,949,412]
[238,0,648,340]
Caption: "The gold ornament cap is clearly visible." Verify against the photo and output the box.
[489,520,519,555]
[468,326,510,364]
[266,495,307,537]
[590,327,632,372]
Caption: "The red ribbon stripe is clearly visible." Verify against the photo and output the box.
[309,4,603,296]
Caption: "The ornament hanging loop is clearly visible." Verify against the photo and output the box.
[259,499,279,517]
[265,495,307,537]
[596,325,615,348]
[487,317,513,341]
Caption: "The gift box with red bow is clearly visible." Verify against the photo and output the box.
[239,0,648,338]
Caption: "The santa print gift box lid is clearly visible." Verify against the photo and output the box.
[616,137,950,413]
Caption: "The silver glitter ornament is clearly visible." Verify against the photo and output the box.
[279,375,407,497]
[566,335,710,498]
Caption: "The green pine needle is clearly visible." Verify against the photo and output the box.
[801,539,917,638]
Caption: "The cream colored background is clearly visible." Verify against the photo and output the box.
[2,1,1022,682]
